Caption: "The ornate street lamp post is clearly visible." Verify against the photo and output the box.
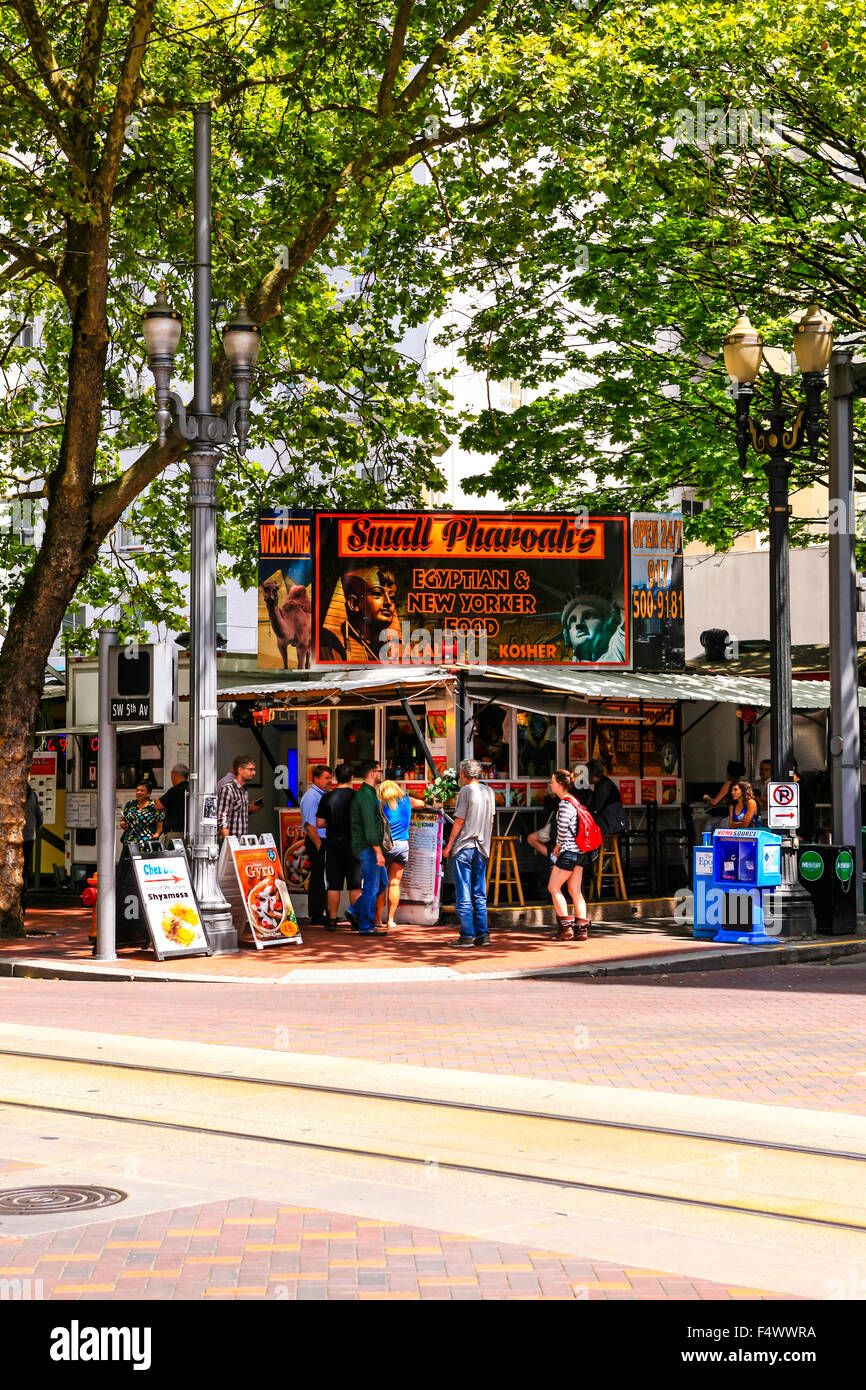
[722,304,834,932]
[141,105,261,952]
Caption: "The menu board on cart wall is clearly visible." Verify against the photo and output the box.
[400,811,444,906]
[278,808,310,899]
[219,833,302,949]
[29,750,57,823]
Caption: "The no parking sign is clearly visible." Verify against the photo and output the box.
[767,781,800,830]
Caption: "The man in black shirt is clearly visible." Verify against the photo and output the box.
[155,764,189,838]
[316,762,362,929]
[588,759,626,835]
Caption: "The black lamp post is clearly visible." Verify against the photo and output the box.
[722,304,834,933]
[141,105,261,952]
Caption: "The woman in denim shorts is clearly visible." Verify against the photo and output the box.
[378,780,425,931]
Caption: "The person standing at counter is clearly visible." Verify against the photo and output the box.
[588,759,626,835]
[378,780,425,932]
[350,760,390,936]
[442,759,495,948]
[300,764,333,927]
[317,762,360,931]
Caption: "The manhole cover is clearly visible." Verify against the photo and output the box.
[0,1185,127,1215]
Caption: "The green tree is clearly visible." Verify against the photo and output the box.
[448,0,866,549]
[0,0,588,935]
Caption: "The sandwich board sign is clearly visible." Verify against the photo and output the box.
[767,781,800,830]
[127,842,212,960]
[218,833,302,949]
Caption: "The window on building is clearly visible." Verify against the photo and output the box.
[331,709,376,775]
[216,591,228,637]
[516,711,558,777]
[13,322,34,349]
[384,705,426,779]
[472,702,510,776]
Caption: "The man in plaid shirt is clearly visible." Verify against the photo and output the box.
[217,755,263,839]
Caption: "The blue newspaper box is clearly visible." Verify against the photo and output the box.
[692,827,783,943]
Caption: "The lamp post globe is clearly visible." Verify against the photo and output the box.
[793,304,834,376]
[723,313,763,386]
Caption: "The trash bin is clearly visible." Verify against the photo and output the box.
[796,844,857,936]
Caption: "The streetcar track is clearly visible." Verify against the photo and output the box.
[0,1092,864,1237]
[0,1043,862,1163]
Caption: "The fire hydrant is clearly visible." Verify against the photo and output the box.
[82,872,98,950]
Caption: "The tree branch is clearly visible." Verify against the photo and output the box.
[396,0,494,111]
[378,0,415,116]
[11,0,76,108]
[92,0,156,208]
[90,436,185,533]
[75,0,111,110]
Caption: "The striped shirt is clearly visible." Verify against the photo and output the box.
[216,772,249,837]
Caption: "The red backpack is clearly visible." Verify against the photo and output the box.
[562,794,603,853]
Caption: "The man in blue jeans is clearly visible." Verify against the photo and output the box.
[442,758,496,947]
[349,760,389,935]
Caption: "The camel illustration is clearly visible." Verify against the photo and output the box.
[261,578,312,669]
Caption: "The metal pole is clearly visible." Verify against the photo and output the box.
[187,104,236,952]
[96,628,117,960]
[828,348,863,913]
[765,455,816,934]
[766,456,795,779]
[455,669,466,764]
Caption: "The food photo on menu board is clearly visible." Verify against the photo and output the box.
[426,709,447,742]
[231,839,300,946]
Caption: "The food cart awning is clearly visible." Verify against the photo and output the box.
[216,666,451,704]
[216,663,859,710]
[465,665,854,710]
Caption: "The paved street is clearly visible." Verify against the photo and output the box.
[1,960,863,1112]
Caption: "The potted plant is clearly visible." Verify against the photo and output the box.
[425,767,458,808]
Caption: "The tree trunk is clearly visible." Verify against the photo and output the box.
[0,265,109,936]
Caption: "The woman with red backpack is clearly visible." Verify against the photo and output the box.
[547,768,603,942]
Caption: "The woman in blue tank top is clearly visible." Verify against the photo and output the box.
[378,780,425,931]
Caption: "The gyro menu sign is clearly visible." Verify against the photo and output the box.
[222,834,302,950]
[257,509,685,670]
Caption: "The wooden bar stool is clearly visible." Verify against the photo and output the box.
[486,837,525,906]
[590,834,627,900]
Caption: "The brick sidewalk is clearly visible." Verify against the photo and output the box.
[2,907,721,979]
[0,1195,795,1301]
[1,966,864,1113]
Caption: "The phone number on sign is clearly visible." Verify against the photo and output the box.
[633,589,682,619]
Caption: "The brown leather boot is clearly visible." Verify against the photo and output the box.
[574,919,589,941]
[550,916,574,941]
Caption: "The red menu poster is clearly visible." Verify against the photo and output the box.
[641,779,658,804]
[661,779,678,805]
[529,781,548,807]
[619,778,637,806]
[489,781,507,807]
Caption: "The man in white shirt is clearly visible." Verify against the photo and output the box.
[442,759,495,947]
